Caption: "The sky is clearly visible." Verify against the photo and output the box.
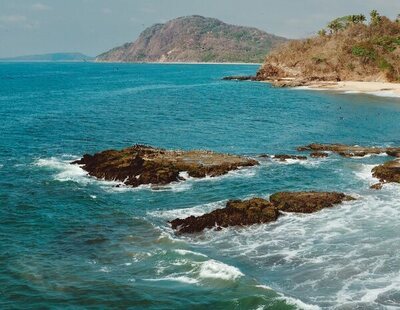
[0,0,399,58]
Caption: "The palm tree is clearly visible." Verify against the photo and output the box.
[370,10,381,25]
[327,19,343,33]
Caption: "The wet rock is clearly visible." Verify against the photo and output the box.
[170,198,279,234]
[171,192,355,233]
[372,159,400,184]
[72,145,258,188]
[386,150,400,157]
[370,183,383,190]
[310,152,329,158]
[297,143,400,157]
[222,76,257,81]
[269,192,355,213]
[273,154,307,162]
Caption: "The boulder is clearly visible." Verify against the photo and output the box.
[72,145,258,188]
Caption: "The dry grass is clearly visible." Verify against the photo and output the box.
[258,15,400,82]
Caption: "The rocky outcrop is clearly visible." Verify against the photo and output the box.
[96,15,287,63]
[297,143,400,158]
[72,145,258,188]
[269,191,355,213]
[222,76,258,81]
[372,159,400,184]
[170,192,354,233]
[273,154,307,162]
[310,152,329,158]
[170,198,279,234]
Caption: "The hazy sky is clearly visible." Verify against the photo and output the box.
[0,0,399,58]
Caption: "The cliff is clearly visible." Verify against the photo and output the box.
[257,12,400,84]
[96,15,287,63]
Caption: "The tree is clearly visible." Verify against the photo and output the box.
[370,10,381,25]
[318,29,327,37]
[347,14,366,25]
[327,19,344,34]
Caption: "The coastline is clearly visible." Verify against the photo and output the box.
[294,81,400,98]
[95,61,261,65]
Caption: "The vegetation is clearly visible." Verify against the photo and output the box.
[258,11,400,82]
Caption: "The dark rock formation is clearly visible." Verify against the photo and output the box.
[273,154,307,162]
[72,145,258,188]
[222,76,257,81]
[310,152,329,158]
[372,159,400,184]
[171,192,354,233]
[269,192,355,213]
[170,198,279,234]
[298,143,400,158]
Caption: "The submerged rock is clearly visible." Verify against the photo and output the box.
[72,145,258,188]
[171,192,354,233]
[297,143,400,158]
[370,183,384,190]
[372,159,400,184]
[310,152,329,158]
[272,154,307,162]
[222,76,257,81]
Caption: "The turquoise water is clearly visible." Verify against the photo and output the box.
[1,63,400,309]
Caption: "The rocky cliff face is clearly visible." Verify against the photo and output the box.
[257,14,400,83]
[96,15,287,63]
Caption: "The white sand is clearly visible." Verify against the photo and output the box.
[303,81,400,98]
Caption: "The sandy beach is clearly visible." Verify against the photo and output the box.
[302,81,400,98]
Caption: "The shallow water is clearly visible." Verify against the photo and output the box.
[1,63,400,309]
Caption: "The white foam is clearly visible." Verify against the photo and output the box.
[353,164,379,184]
[148,200,225,220]
[277,294,321,310]
[144,275,199,284]
[367,90,400,98]
[174,249,208,258]
[198,260,243,281]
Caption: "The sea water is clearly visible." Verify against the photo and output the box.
[1,63,400,309]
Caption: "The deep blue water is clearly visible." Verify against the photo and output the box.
[1,63,400,309]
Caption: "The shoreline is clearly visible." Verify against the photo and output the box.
[95,61,261,65]
[295,81,400,99]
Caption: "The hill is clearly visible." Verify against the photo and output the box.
[257,11,400,85]
[0,53,94,62]
[96,15,287,63]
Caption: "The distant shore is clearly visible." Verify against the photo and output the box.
[296,81,400,98]
[95,61,261,65]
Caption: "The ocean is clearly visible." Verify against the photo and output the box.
[1,62,400,309]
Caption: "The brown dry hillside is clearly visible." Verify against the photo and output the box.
[257,12,400,83]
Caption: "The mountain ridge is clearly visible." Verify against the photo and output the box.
[97,15,288,63]
[0,52,94,62]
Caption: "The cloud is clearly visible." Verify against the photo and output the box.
[32,3,51,11]
[0,15,38,30]
[0,15,27,23]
